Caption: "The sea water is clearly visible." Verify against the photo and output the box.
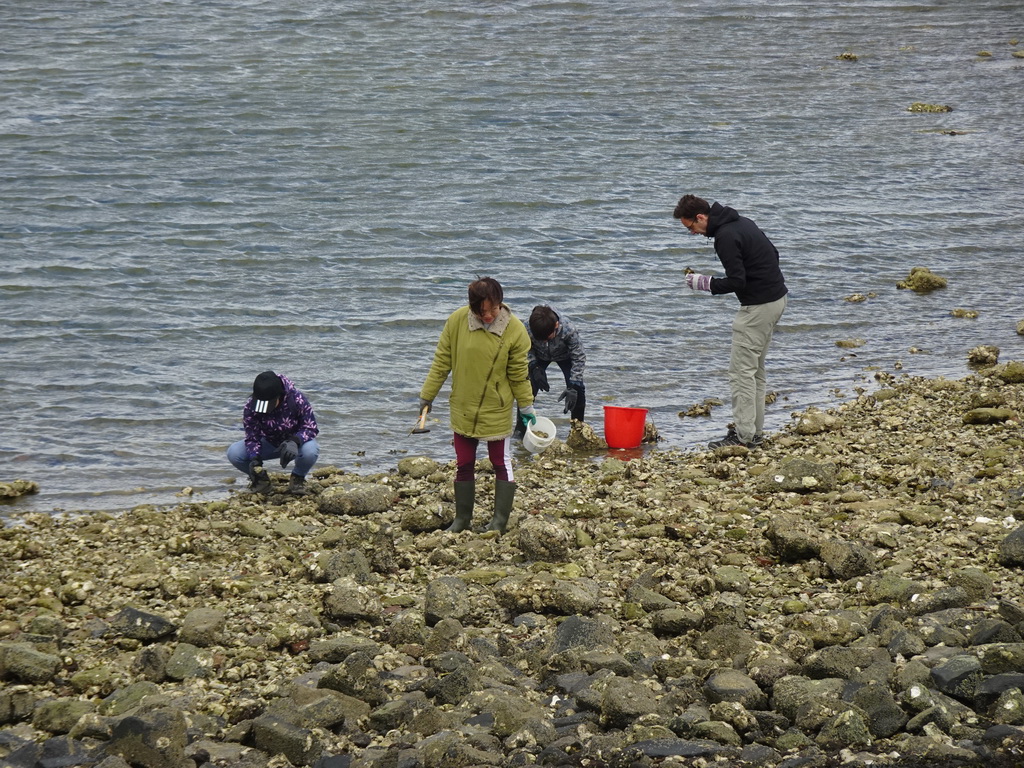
[2,0,1022,516]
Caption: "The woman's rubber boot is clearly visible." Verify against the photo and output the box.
[485,480,516,534]
[445,481,475,532]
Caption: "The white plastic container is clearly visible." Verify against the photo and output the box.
[523,416,557,454]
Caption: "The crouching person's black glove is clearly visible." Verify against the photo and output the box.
[529,363,549,393]
[279,438,300,467]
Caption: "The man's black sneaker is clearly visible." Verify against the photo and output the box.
[708,432,756,449]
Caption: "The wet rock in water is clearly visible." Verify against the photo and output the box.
[679,398,723,417]
[835,338,865,348]
[318,482,396,515]
[968,344,1000,366]
[896,266,948,293]
[1017,319,1024,336]
[952,307,979,319]
[907,102,953,112]
[642,419,660,443]
[0,480,39,498]
[566,419,606,450]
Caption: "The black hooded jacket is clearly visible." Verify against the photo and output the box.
[705,202,788,306]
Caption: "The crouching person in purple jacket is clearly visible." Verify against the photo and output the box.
[227,370,320,495]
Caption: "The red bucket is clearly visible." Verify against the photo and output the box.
[603,405,648,449]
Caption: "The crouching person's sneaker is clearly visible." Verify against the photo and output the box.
[288,474,311,496]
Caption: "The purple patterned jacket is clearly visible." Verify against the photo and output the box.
[242,374,319,458]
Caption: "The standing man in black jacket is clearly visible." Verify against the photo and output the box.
[673,194,788,449]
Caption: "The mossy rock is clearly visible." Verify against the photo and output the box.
[896,266,947,293]
[908,102,953,113]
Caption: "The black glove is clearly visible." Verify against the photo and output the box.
[247,459,268,482]
[279,439,300,468]
[418,398,432,414]
[557,387,578,414]
[529,364,549,393]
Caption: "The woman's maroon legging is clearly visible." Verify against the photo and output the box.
[453,433,513,482]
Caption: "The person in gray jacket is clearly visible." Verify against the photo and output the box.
[515,305,587,434]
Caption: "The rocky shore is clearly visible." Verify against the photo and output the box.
[2,362,1024,768]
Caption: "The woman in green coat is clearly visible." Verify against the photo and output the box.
[419,277,535,533]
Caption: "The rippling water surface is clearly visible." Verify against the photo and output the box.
[3,0,1023,516]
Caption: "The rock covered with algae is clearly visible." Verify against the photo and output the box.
[0,480,39,498]
[897,265,948,293]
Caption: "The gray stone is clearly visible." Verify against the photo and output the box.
[969,618,1022,646]
[977,643,1024,674]
[815,708,872,750]
[131,645,171,683]
[950,567,994,601]
[178,608,226,648]
[0,642,62,684]
[764,516,821,561]
[516,514,574,562]
[493,573,600,615]
[165,642,215,680]
[99,681,162,716]
[819,538,877,579]
[650,608,704,636]
[107,707,188,768]
[318,651,389,707]
[622,738,732,761]
[993,687,1024,725]
[713,565,750,594]
[691,719,742,746]
[600,676,664,728]
[251,713,323,766]
[852,681,908,738]
[307,635,381,664]
[999,526,1024,566]
[801,645,888,679]
[322,579,383,624]
[0,686,36,724]
[703,668,767,710]
[108,606,177,641]
[694,625,756,662]
[423,576,469,626]
[31,698,96,735]
[931,654,982,701]
[760,457,836,493]
[312,549,373,584]
[770,675,845,723]
[318,483,395,516]
[976,673,1024,711]
[284,685,371,729]
[397,456,439,478]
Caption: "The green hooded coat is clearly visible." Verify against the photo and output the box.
[419,304,534,440]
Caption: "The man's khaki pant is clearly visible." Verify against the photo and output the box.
[729,295,787,442]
